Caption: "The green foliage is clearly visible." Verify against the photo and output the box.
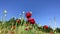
[56,28,60,33]
[0,17,60,34]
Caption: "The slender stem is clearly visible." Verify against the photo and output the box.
[11,23,13,30]
[15,22,18,34]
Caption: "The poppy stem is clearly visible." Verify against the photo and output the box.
[15,22,18,34]
[11,22,13,30]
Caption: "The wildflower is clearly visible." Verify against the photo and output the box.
[43,25,48,29]
[26,12,32,19]
[25,27,29,30]
[28,18,35,24]
[16,19,20,23]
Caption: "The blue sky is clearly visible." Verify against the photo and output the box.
[0,0,60,28]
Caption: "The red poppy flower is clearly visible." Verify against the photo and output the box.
[16,19,20,23]
[43,25,48,29]
[25,27,29,30]
[26,12,32,19]
[28,18,35,24]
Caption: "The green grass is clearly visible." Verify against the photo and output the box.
[0,23,58,34]
[0,19,59,34]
